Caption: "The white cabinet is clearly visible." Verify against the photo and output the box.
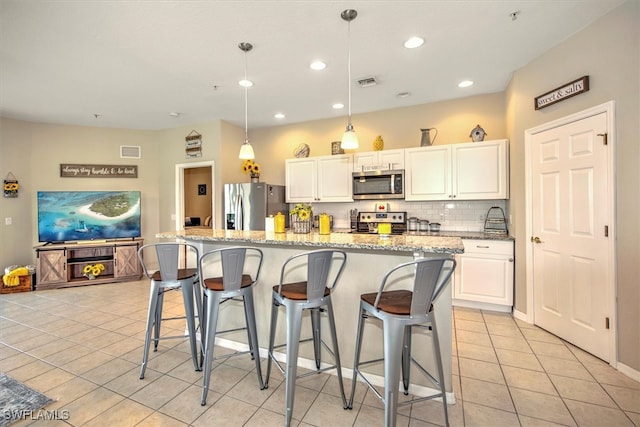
[285,154,353,203]
[453,239,514,312]
[405,139,508,201]
[353,149,405,172]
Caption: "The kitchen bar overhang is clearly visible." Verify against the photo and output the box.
[156,228,463,402]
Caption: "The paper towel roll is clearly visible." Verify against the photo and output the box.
[265,216,275,232]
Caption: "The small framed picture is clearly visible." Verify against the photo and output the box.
[198,184,207,195]
[331,141,344,155]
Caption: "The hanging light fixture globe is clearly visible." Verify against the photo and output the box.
[238,42,255,160]
[340,9,359,150]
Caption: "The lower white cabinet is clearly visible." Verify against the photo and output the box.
[453,239,514,312]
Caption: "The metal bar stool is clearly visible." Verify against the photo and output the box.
[199,246,265,405]
[137,242,203,380]
[348,257,456,427]
[264,249,348,426]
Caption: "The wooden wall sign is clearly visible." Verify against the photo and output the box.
[534,76,589,110]
[185,130,202,158]
[60,164,138,178]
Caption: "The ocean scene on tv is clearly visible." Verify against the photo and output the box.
[37,191,141,242]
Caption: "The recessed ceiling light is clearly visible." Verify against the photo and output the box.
[169,112,180,117]
[332,103,344,109]
[458,80,474,88]
[310,61,326,70]
[396,92,411,98]
[404,36,424,49]
[274,113,285,119]
[238,79,253,87]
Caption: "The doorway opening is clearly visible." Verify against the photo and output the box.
[175,161,215,232]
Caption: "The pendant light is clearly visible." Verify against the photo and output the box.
[238,42,255,160]
[340,9,359,150]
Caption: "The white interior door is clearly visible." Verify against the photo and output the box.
[530,111,611,361]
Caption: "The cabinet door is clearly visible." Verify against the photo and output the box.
[285,158,317,203]
[453,139,508,199]
[317,154,353,202]
[37,249,67,285]
[378,149,405,170]
[453,239,514,308]
[354,149,405,171]
[114,244,141,278]
[404,146,451,201]
[353,152,378,172]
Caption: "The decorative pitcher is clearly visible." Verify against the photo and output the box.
[420,128,438,146]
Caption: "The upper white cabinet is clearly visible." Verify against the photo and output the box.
[285,154,353,203]
[353,149,405,172]
[405,139,509,201]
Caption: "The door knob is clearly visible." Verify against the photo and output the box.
[530,236,542,244]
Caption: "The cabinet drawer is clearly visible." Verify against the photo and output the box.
[462,239,513,256]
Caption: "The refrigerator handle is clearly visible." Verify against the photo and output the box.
[236,195,244,230]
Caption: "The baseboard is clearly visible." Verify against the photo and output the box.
[452,299,512,313]
[512,309,529,323]
[214,337,457,404]
[617,362,640,383]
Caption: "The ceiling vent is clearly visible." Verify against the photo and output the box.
[357,76,377,88]
[120,145,141,159]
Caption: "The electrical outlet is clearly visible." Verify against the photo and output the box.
[5,217,12,225]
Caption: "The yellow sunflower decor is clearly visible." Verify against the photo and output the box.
[3,173,19,198]
[241,159,261,182]
[83,263,105,279]
[289,203,312,234]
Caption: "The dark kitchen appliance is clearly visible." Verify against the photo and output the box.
[224,183,287,231]
[352,170,404,200]
[356,211,407,234]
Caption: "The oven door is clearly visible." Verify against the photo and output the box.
[352,171,404,200]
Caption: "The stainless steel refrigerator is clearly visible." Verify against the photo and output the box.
[223,183,288,230]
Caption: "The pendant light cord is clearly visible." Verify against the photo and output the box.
[347,18,352,127]
[244,50,249,141]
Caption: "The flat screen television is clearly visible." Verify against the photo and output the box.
[37,191,141,243]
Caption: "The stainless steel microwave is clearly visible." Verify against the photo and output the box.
[352,170,404,200]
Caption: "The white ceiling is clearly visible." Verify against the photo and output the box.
[0,0,626,131]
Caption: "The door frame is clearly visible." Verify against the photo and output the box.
[175,160,215,231]
[524,100,617,365]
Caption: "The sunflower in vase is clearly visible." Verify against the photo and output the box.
[241,160,261,181]
[290,203,312,220]
[289,203,313,233]
[83,263,105,279]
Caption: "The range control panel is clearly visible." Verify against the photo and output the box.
[358,212,406,224]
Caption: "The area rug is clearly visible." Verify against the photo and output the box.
[0,373,53,426]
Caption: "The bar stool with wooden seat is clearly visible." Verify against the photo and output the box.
[264,249,348,426]
[348,257,456,427]
[198,246,265,405]
[137,242,202,380]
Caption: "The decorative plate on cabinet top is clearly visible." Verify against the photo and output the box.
[294,143,310,158]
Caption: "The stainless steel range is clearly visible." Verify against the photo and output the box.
[356,211,407,234]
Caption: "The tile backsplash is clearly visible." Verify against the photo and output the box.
[299,199,509,232]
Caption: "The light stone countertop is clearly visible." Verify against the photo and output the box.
[156,228,464,254]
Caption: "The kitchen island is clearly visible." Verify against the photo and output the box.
[156,228,464,402]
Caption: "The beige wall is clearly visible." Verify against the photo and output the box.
[505,0,639,371]
[250,92,506,185]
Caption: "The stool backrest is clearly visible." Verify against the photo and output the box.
[278,249,347,300]
[199,246,263,291]
[376,258,456,316]
[138,242,199,282]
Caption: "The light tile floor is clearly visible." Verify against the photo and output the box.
[1,280,639,426]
